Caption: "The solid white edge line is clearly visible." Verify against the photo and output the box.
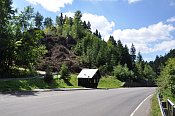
[130,94,154,116]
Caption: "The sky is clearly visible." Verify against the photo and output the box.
[12,0,175,61]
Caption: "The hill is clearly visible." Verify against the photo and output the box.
[37,36,81,73]
[149,49,175,75]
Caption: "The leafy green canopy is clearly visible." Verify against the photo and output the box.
[158,58,175,96]
[0,3,47,77]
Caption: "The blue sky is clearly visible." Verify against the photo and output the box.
[12,0,175,61]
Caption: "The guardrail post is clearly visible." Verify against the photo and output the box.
[167,99,175,116]
[157,94,166,116]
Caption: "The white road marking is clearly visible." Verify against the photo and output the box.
[130,94,153,116]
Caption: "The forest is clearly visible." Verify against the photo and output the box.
[0,0,175,96]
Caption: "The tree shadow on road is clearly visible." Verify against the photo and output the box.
[0,91,38,97]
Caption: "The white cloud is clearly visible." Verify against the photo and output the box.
[64,12,74,18]
[154,40,175,52]
[128,0,142,4]
[81,13,115,39]
[167,17,175,23]
[64,12,115,39]
[25,0,73,12]
[112,22,175,54]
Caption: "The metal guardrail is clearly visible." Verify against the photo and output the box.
[157,94,166,116]
[158,94,175,116]
[167,99,175,116]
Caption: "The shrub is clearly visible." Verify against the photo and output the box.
[114,64,131,81]
[59,63,70,80]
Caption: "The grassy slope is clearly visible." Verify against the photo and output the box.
[98,76,123,88]
[151,94,161,116]
[0,74,122,92]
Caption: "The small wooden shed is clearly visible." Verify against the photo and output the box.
[77,69,101,88]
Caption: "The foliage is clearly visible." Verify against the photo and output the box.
[44,17,53,28]
[143,64,156,81]
[130,44,136,63]
[0,4,47,77]
[59,63,70,80]
[158,58,175,96]
[35,11,43,29]
[0,0,14,73]
[114,64,133,81]
[16,29,47,69]
[149,49,175,75]
[71,10,84,40]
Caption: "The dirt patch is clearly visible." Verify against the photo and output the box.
[37,36,81,73]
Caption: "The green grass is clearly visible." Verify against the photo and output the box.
[53,74,79,88]
[98,76,123,88]
[0,74,79,92]
[0,74,122,92]
[151,93,161,116]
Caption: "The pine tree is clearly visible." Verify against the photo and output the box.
[130,43,136,69]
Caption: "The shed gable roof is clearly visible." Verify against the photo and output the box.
[77,69,98,78]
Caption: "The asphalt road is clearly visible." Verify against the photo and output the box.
[0,88,155,116]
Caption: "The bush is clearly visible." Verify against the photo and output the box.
[114,64,131,81]
[44,66,53,84]
[59,63,70,80]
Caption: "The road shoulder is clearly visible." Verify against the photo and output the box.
[131,94,153,116]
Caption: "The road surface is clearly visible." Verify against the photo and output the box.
[0,88,155,116]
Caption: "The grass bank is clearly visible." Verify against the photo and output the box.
[150,93,161,116]
[98,76,123,88]
[0,74,122,92]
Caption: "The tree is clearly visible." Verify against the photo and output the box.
[143,64,156,82]
[71,10,83,39]
[62,17,72,37]
[18,6,35,31]
[93,29,99,37]
[107,35,116,46]
[56,13,64,35]
[83,21,88,29]
[114,64,132,81]
[44,17,53,28]
[56,13,64,26]
[158,58,175,96]
[87,21,91,30]
[98,32,102,39]
[0,0,14,74]
[16,29,47,71]
[122,45,132,70]
[59,63,70,80]
[0,0,13,31]
[34,11,43,29]
[130,43,136,69]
